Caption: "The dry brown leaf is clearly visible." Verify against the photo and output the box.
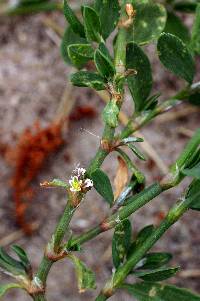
[114,156,129,200]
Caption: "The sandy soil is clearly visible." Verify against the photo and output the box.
[0,11,200,301]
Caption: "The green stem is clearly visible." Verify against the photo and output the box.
[86,125,115,176]
[34,2,129,297]
[120,83,200,139]
[33,295,47,301]
[161,128,200,189]
[53,202,76,250]
[113,191,198,288]
[69,126,200,248]
[36,201,75,285]
[69,183,163,248]
[97,186,200,299]
[95,295,108,301]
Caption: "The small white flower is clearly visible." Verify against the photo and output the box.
[77,168,86,177]
[83,178,93,188]
[73,165,86,178]
[69,176,83,192]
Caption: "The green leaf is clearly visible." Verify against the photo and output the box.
[128,225,154,257]
[183,162,200,179]
[157,33,195,84]
[116,149,145,184]
[186,179,200,211]
[83,6,102,42]
[71,71,105,90]
[135,252,172,270]
[63,0,85,38]
[130,3,167,45]
[94,0,120,39]
[68,255,96,292]
[135,266,179,282]
[60,26,87,64]
[126,43,152,112]
[136,225,154,245]
[127,144,146,161]
[91,169,114,205]
[164,11,190,44]
[0,248,24,272]
[122,282,200,300]
[0,283,22,298]
[94,47,115,79]
[99,42,113,62]
[143,93,160,111]
[112,219,132,268]
[67,44,94,69]
[122,137,144,144]
[190,4,200,55]
[102,100,119,128]
[11,245,31,271]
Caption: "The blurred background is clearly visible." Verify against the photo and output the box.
[0,0,200,300]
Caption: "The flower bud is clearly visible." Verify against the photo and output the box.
[125,3,135,18]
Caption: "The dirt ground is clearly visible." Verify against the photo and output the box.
[0,10,200,301]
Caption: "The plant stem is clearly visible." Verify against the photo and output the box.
[120,83,200,139]
[96,187,200,300]
[86,125,115,176]
[33,295,47,301]
[69,183,163,248]
[34,2,129,297]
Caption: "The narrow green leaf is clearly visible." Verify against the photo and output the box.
[126,43,152,112]
[11,245,31,270]
[186,179,200,211]
[94,0,120,39]
[63,0,85,37]
[83,6,102,42]
[60,26,87,64]
[99,43,113,62]
[130,3,167,45]
[71,71,105,91]
[135,252,172,270]
[128,225,154,258]
[122,137,144,144]
[183,162,200,179]
[127,144,146,161]
[115,181,138,208]
[102,100,119,128]
[0,248,24,271]
[190,4,200,55]
[0,258,24,276]
[143,93,160,111]
[116,149,145,184]
[94,47,115,79]
[0,283,22,298]
[122,282,200,300]
[91,169,114,205]
[67,44,94,69]
[157,33,195,84]
[68,255,96,292]
[112,219,132,268]
[164,11,190,44]
[135,266,180,282]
